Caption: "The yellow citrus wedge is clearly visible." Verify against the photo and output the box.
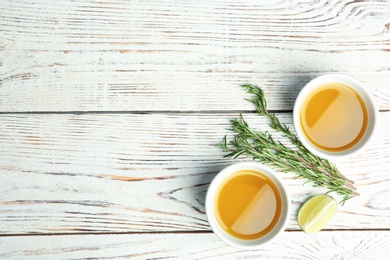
[298,194,337,234]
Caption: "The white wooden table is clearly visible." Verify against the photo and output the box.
[1,0,390,259]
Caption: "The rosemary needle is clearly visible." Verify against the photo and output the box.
[219,84,358,204]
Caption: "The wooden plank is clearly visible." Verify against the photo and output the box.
[0,231,389,259]
[1,113,389,234]
[1,0,390,112]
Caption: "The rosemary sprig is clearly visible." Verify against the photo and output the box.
[219,84,358,204]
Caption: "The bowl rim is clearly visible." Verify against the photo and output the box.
[292,73,378,161]
[205,162,290,249]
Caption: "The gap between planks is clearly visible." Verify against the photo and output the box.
[0,110,291,115]
[1,229,389,237]
[0,110,389,115]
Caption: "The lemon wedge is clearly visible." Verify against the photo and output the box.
[298,194,337,234]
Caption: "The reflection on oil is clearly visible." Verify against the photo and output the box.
[231,183,277,235]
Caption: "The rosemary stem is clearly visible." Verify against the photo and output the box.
[219,84,359,204]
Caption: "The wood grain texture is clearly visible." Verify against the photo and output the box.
[1,113,389,234]
[1,0,390,112]
[1,231,389,259]
[1,0,390,257]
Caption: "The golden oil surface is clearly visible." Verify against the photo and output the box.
[215,170,282,240]
[300,83,368,152]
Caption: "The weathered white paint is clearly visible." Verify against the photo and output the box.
[1,0,389,258]
[0,113,389,234]
[1,232,389,259]
[1,0,390,112]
